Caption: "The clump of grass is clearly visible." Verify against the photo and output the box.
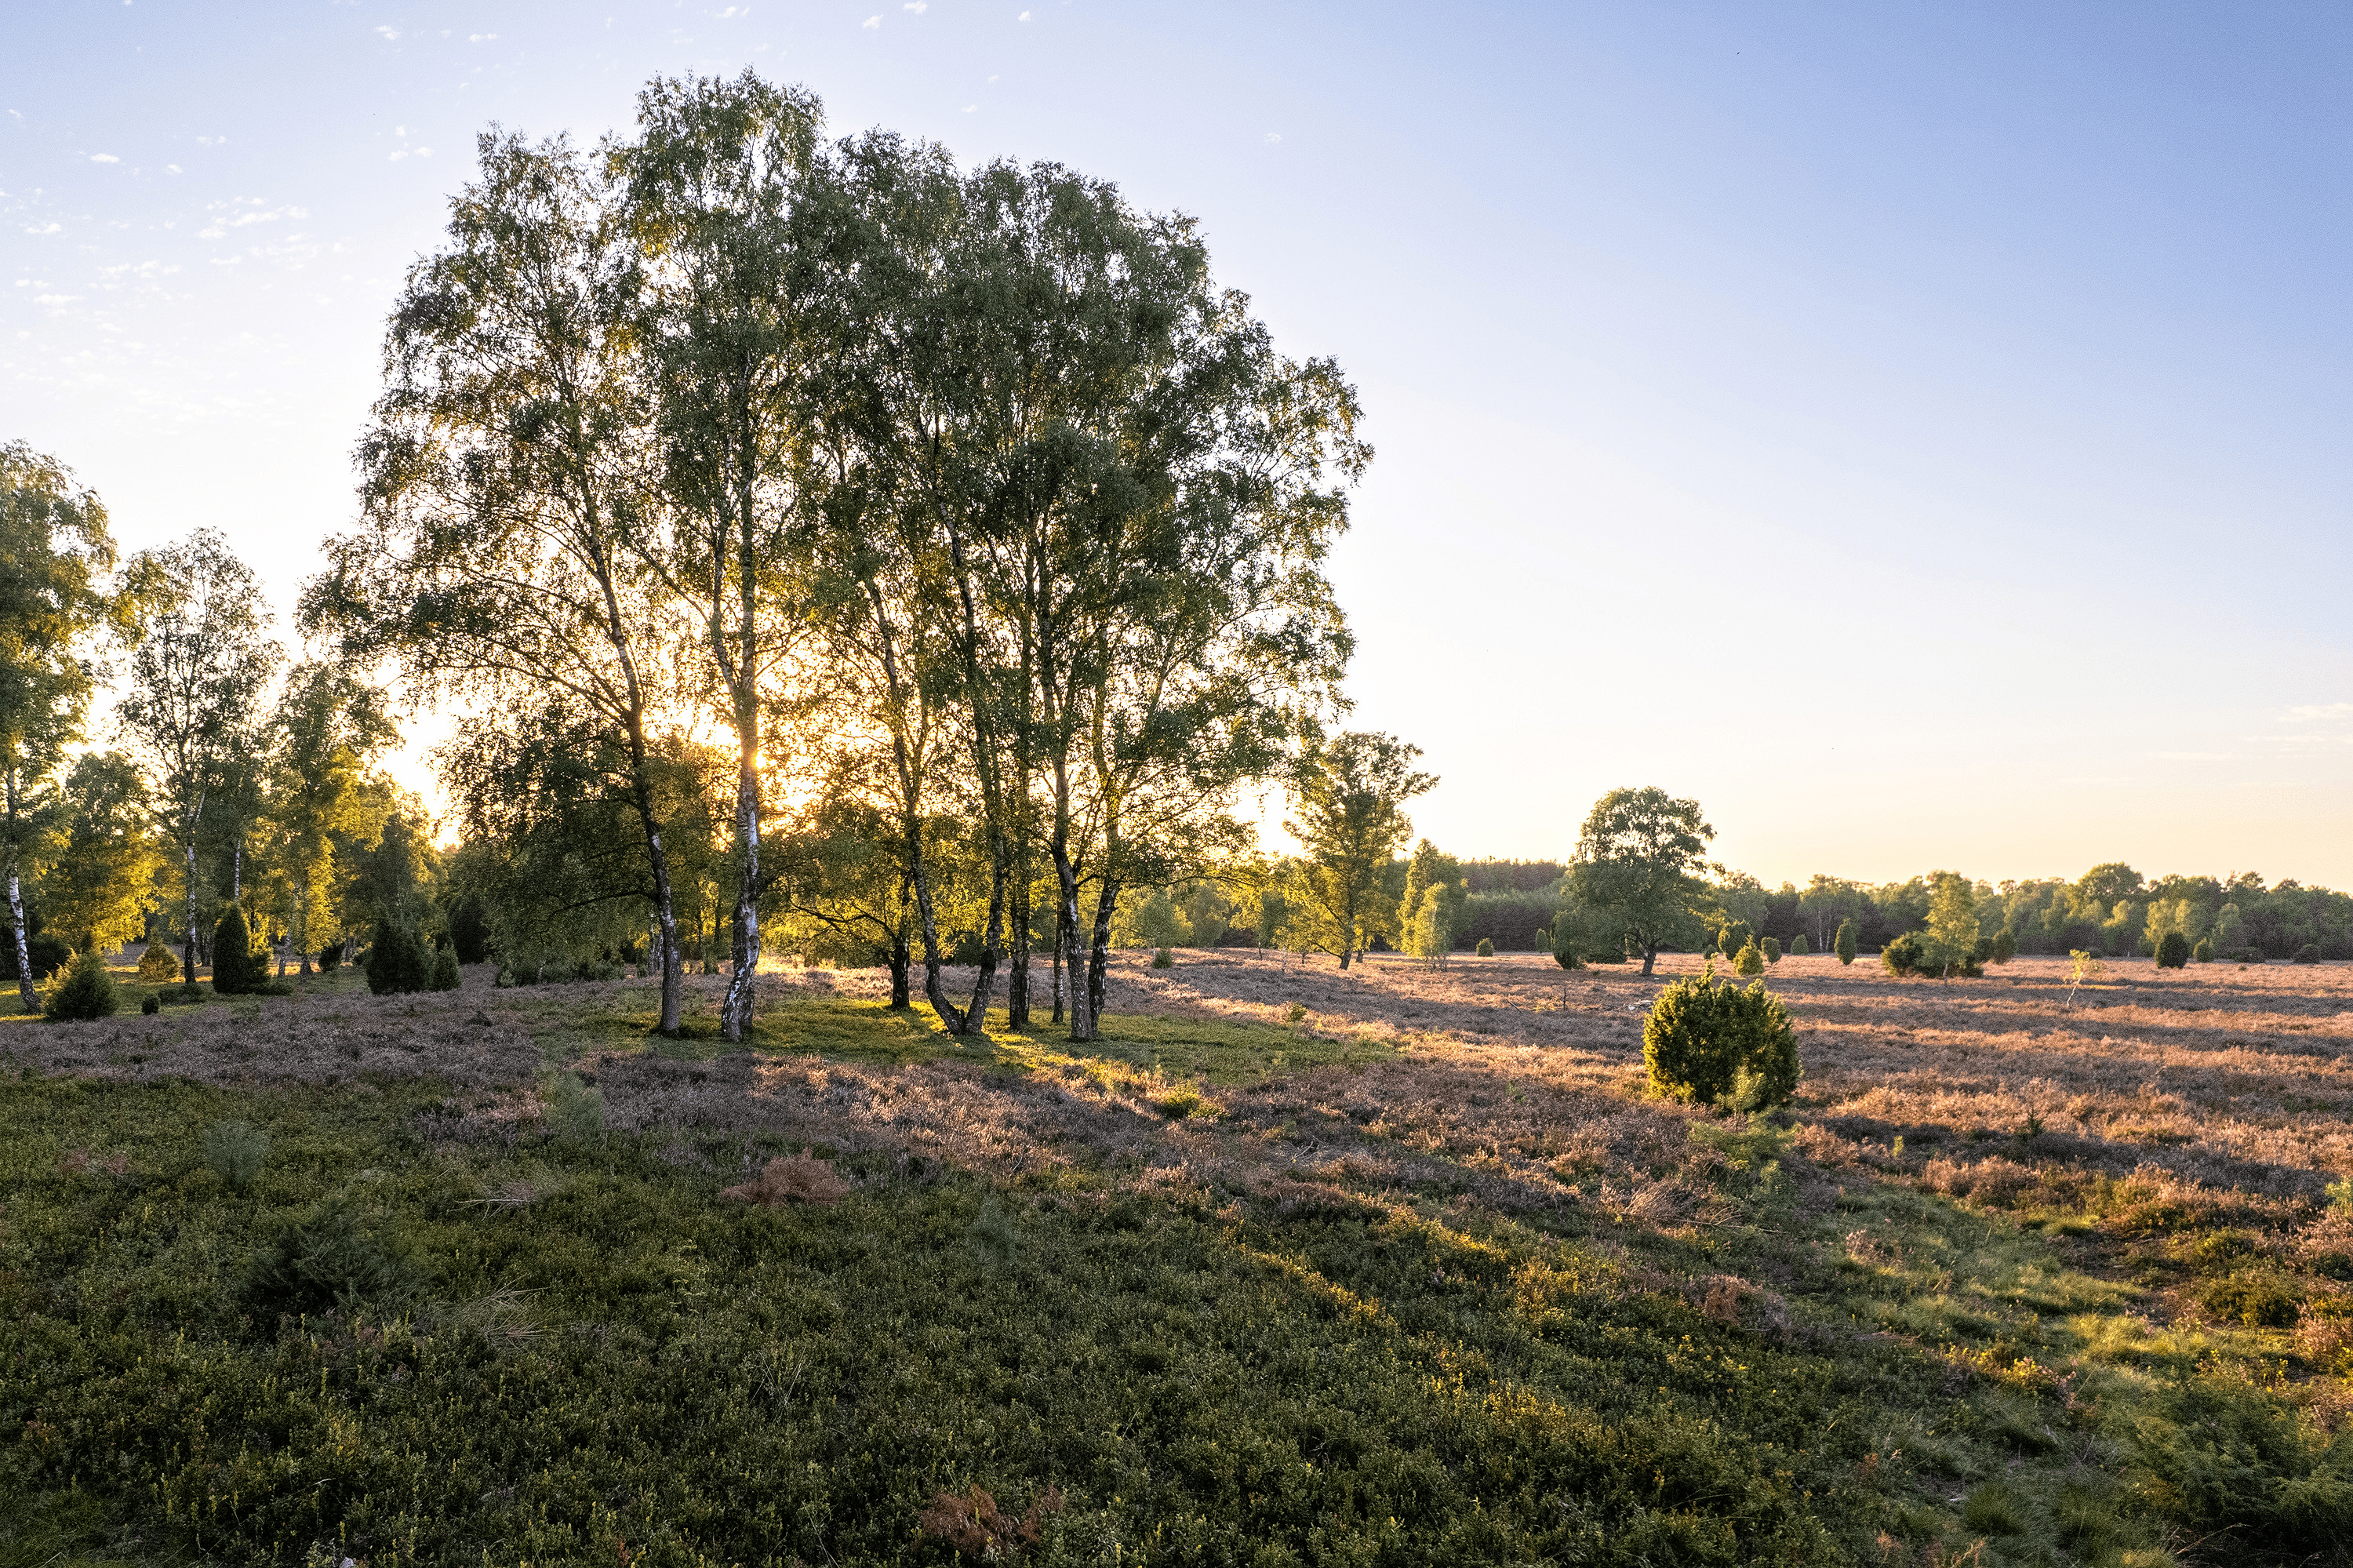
[1155,1084,1208,1120]
[202,1118,270,1189]
[240,1197,424,1317]
[538,1068,603,1140]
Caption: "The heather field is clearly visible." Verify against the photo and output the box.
[5,948,2352,1566]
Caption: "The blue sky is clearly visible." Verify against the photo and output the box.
[7,2,2350,886]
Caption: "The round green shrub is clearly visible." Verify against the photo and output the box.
[365,918,430,995]
[1835,919,1858,966]
[1788,934,1810,956]
[1475,938,1494,958]
[1990,928,2018,964]
[1151,948,1174,970]
[42,948,119,1021]
[2293,944,2322,965]
[317,940,343,973]
[2155,930,2191,970]
[1880,933,1925,977]
[1761,937,1780,964]
[1715,920,1754,963]
[1642,962,1798,1110]
[428,945,462,991]
[2191,937,2213,964]
[1733,940,1765,977]
[141,991,160,1015]
[135,940,181,983]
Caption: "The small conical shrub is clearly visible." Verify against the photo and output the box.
[2155,930,2191,970]
[317,940,342,973]
[449,894,493,965]
[365,918,430,995]
[2191,937,2213,963]
[211,902,264,995]
[1733,940,1766,977]
[1475,937,1494,958]
[1789,934,1811,956]
[1716,921,1754,963]
[1762,937,1780,964]
[1991,928,2018,964]
[136,940,181,983]
[428,944,460,991]
[44,948,119,1021]
[1835,919,1858,966]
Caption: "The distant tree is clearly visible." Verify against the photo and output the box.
[256,664,395,976]
[2191,937,2213,964]
[1922,871,1979,980]
[1406,886,1450,969]
[37,752,161,956]
[117,530,280,991]
[365,916,430,995]
[1835,919,1857,966]
[1398,839,1464,955]
[1761,936,1780,964]
[1989,928,2018,964]
[1286,733,1435,970]
[1715,919,1755,962]
[1568,786,1715,978]
[1788,933,1810,956]
[2155,930,2190,970]
[209,902,265,995]
[0,442,119,1011]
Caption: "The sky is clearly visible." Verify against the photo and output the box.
[6,2,2351,890]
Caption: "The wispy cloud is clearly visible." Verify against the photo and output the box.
[90,152,120,163]
[375,24,399,40]
[165,163,182,173]
[1017,8,1030,17]
[2286,702,2353,723]
[196,135,226,147]
[469,31,496,41]
[1264,132,1281,143]
[904,1,926,10]
[24,222,60,235]
[863,13,879,26]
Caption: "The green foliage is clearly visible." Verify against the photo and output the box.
[1474,937,1493,957]
[1642,961,1800,1109]
[135,940,180,982]
[41,948,118,1021]
[1834,918,1857,965]
[2191,937,2213,963]
[1569,786,1715,977]
[2130,1374,2353,1554]
[1715,919,1754,960]
[540,1069,605,1140]
[1760,936,1780,963]
[1787,933,1809,956]
[1881,933,1923,977]
[241,1196,426,1318]
[1733,940,1766,977]
[448,892,493,965]
[2,930,73,984]
[2293,944,2321,964]
[1150,947,1174,970]
[209,900,265,995]
[427,944,461,991]
[140,991,160,1014]
[363,917,428,995]
[1990,927,2018,964]
[202,1119,271,1189]
[316,940,343,973]
[2155,930,2191,970]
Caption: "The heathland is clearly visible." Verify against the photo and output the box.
[5,944,2351,1566]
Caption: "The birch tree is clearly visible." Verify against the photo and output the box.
[304,127,693,1034]
[0,443,118,1008]
[118,529,278,988]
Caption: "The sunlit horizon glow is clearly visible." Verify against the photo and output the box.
[8,3,2348,889]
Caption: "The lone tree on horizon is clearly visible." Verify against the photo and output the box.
[1568,785,1716,978]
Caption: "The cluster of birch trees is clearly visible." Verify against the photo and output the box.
[299,72,1370,1045]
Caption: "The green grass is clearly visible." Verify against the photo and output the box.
[0,1070,2038,1566]
[7,984,2351,1565]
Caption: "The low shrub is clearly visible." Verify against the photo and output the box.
[140,991,160,1015]
[241,1198,425,1317]
[1151,948,1174,970]
[1788,934,1810,956]
[427,945,460,991]
[42,948,118,1021]
[136,940,182,983]
[1474,937,1494,958]
[2155,930,2191,970]
[202,1119,271,1189]
[1733,940,1766,977]
[1715,919,1754,962]
[1990,928,2018,964]
[2201,1271,2301,1328]
[1761,937,1780,964]
[1,930,71,983]
[1881,933,1924,977]
[1835,919,1857,965]
[2293,944,2322,965]
[1642,961,1799,1109]
[365,919,429,995]
[2133,1374,2353,1553]
[317,941,343,973]
[449,893,493,965]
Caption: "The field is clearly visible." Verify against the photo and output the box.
[4,947,2351,1566]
